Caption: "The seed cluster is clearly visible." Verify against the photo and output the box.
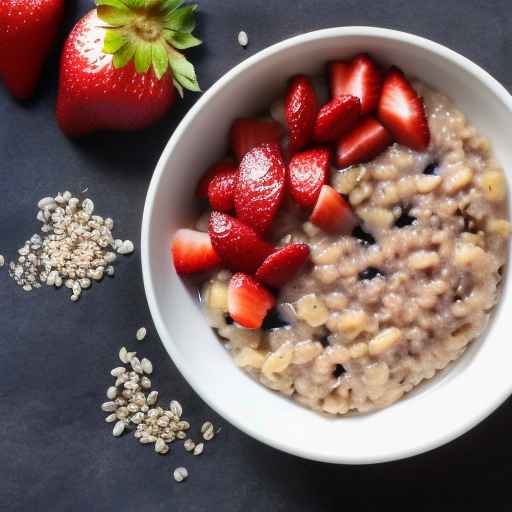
[8,192,134,301]
[102,331,219,481]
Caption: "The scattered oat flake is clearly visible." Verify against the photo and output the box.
[0,255,4,268]
[173,467,188,482]
[238,30,248,47]
[136,327,147,341]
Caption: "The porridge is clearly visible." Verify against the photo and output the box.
[172,53,510,415]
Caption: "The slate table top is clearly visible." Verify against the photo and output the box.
[2,1,512,511]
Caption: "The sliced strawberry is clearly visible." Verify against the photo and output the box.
[196,162,238,199]
[230,118,284,162]
[378,67,430,151]
[235,143,287,234]
[255,244,310,289]
[228,273,276,329]
[310,185,357,234]
[207,167,237,212]
[208,212,275,273]
[329,54,382,114]
[285,75,318,152]
[313,95,361,143]
[288,147,330,209]
[336,115,392,168]
[171,229,221,274]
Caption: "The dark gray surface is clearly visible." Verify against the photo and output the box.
[1,1,511,511]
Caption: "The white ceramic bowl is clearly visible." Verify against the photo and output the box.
[141,27,512,464]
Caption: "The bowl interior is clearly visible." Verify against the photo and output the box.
[142,27,512,463]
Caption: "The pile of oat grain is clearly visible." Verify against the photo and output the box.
[8,191,134,301]
[102,330,219,482]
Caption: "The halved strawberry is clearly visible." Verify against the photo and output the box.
[336,115,392,168]
[288,147,330,209]
[313,95,361,143]
[228,273,276,329]
[230,118,284,162]
[310,185,357,234]
[329,54,382,114]
[285,75,318,152]
[255,244,310,289]
[378,67,430,151]
[235,143,287,234]
[207,167,237,212]
[196,162,238,199]
[171,229,221,274]
[208,212,275,273]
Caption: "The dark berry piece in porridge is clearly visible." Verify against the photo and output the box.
[358,267,385,281]
[230,118,283,162]
[234,143,286,234]
[285,75,318,152]
[352,225,376,245]
[261,309,290,331]
[394,207,416,228]
[329,53,382,114]
[332,364,346,378]
[313,95,361,143]
[423,162,439,175]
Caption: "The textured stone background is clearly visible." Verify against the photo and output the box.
[1,1,511,510]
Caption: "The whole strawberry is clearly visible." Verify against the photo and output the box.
[57,0,201,137]
[0,0,64,99]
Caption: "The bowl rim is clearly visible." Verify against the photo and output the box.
[141,26,512,464]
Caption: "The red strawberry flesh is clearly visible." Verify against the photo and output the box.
[235,143,287,234]
[378,67,430,151]
[313,95,361,143]
[310,185,357,234]
[208,212,275,273]
[196,162,238,199]
[230,118,283,162]
[329,54,382,115]
[0,0,65,99]
[336,115,392,168]
[288,147,330,209]
[228,273,276,329]
[285,75,318,152]
[255,244,310,289]
[206,166,237,212]
[171,229,221,274]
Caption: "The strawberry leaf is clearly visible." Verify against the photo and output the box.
[96,0,130,8]
[173,78,184,98]
[152,42,169,79]
[112,40,136,68]
[164,30,201,49]
[134,41,152,73]
[123,0,146,7]
[97,5,135,26]
[103,29,128,54]
[165,5,198,33]
[159,0,184,13]
[169,50,200,92]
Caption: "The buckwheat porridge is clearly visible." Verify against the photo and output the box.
[172,56,510,416]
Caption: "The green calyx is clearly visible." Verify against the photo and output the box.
[96,0,202,96]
